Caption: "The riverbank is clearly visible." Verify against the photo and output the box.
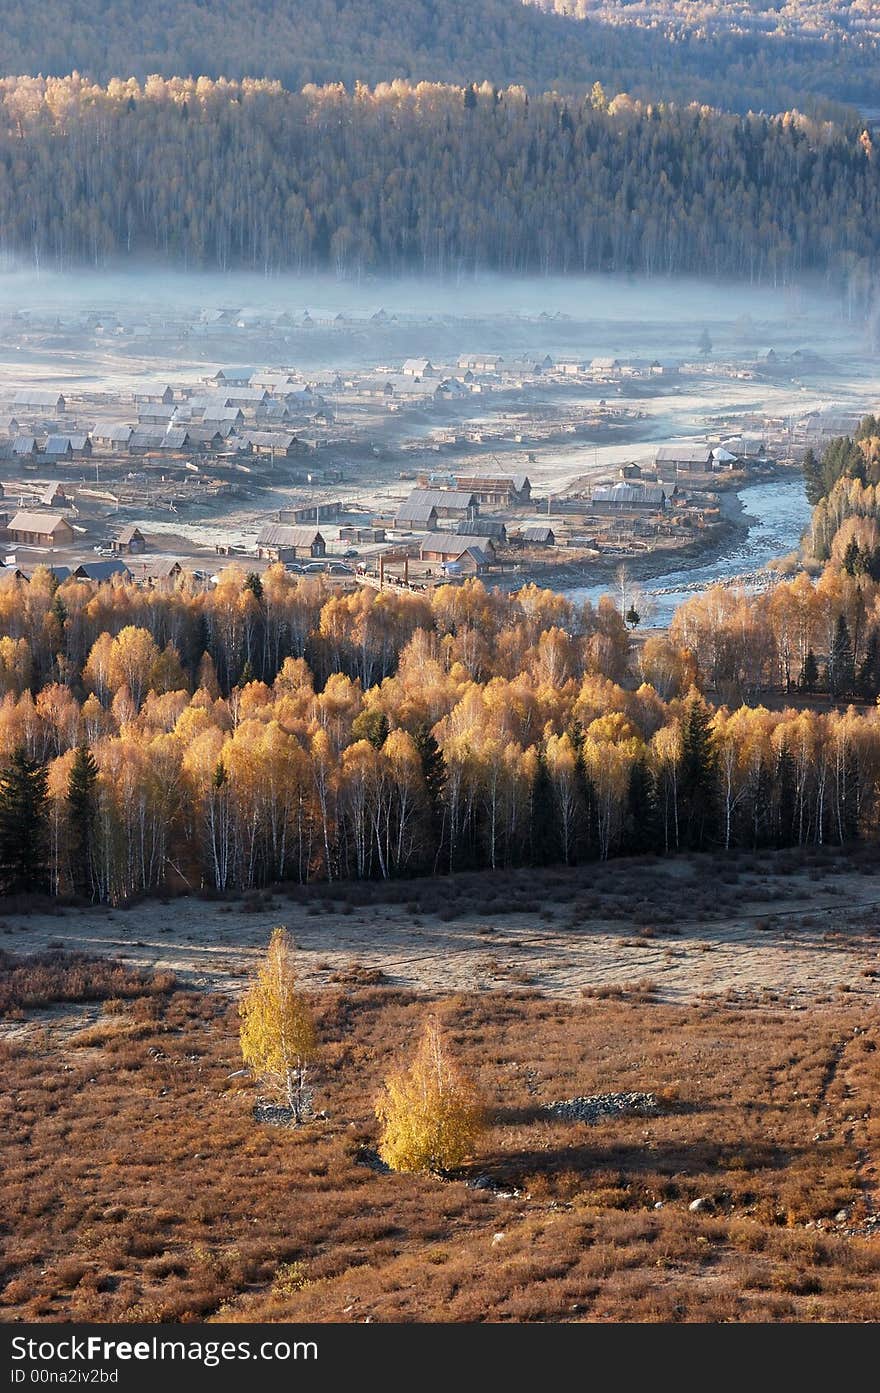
[498,487,750,594]
[501,462,808,602]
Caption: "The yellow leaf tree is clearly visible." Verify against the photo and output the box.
[239,927,318,1123]
[375,1017,485,1173]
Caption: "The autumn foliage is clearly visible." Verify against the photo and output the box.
[3,553,880,900]
[239,927,318,1123]
[376,1016,485,1173]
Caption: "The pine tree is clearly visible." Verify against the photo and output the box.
[678,696,717,850]
[802,447,823,505]
[67,744,99,900]
[530,750,559,865]
[413,722,445,860]
[842,536,863,577]
[244,571,264,603]
[351,708,389,749]
[800,648,819,692]
[623,757,657,853]
[0,748,49,896]
[859,626,880,697]
[828,614,855,697]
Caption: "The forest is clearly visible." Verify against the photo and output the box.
[0,0,872,114]
[2,485,880,903]
[0,76,876,279]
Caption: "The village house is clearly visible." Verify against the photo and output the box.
[240,431,301,458]
[111,525,146,555]
[395,501,439,532]
[457,355,504,374]
[91,422,134,451]
[72,559,130,582]
[134,385,175,405]
[402,488,478,521]
[590,483,668,514]
[419,533,492,573]
[12,435,37,457]
[521,524,557,546]
[13,391,66,414]
[256,524,326,562]
[125,556,184,585]
[654,445,714,483]
[456,518,508,544]
[590,357,621,378]
[455,473,531,507]
[7,510,75,546]
[402,358,434,377]
[39,483,68,508]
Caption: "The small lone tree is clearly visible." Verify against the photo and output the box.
[375,1016,485,1173]
[239,927,317,1123]
[624,604,641,629]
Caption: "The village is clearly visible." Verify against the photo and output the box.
[0,324,856,596]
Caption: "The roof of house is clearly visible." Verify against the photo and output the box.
[129,429,166,448]
[115,525,144,543]
[395,503,439,527]
[9,510,71,534]
[655,445,713,466]
[126,556,184,579]
[405,488,477,512]
[44,435,73,454]
[13,391,64,406]
[257,524,324,548]
[73,560,130,581]
[12,436,36,453]
[456,519,507,539]
[241,431,297,449]
[521,525,556,542]
[420,532,489,558]
[402,358,432,373]
[92,421,133,442]
[592,484,667,506]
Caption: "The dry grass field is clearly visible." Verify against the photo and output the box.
[1,925,879,1323]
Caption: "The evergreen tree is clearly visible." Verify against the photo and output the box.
[678,696,717,849]
[67,744,99,899]
[859,626,880,697]
[244,571,264,603]
[0,748,49,895]
[800,648,819,692]
[351,707,389,749]
[529,750,559,866]
[828,614,855,697]
[802,447,822,504]
[774,746,797,847]
[413,723,446,864]
[623,757,657,853]
[842,536,862,577]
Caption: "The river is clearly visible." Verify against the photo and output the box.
[566,476,813,626]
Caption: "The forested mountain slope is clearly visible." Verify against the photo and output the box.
[0,77,876,280]
[0,0,874,113]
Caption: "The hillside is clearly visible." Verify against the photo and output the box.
[0,0,876,114]
[0,77,876,279]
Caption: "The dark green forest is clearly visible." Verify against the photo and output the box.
[0,0,874,115]
[0,77,876,280]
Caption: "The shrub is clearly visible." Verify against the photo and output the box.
[375,1017,485,1174]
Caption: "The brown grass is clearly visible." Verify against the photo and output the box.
[0,968,879,1323]
[0,948,175,1018]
